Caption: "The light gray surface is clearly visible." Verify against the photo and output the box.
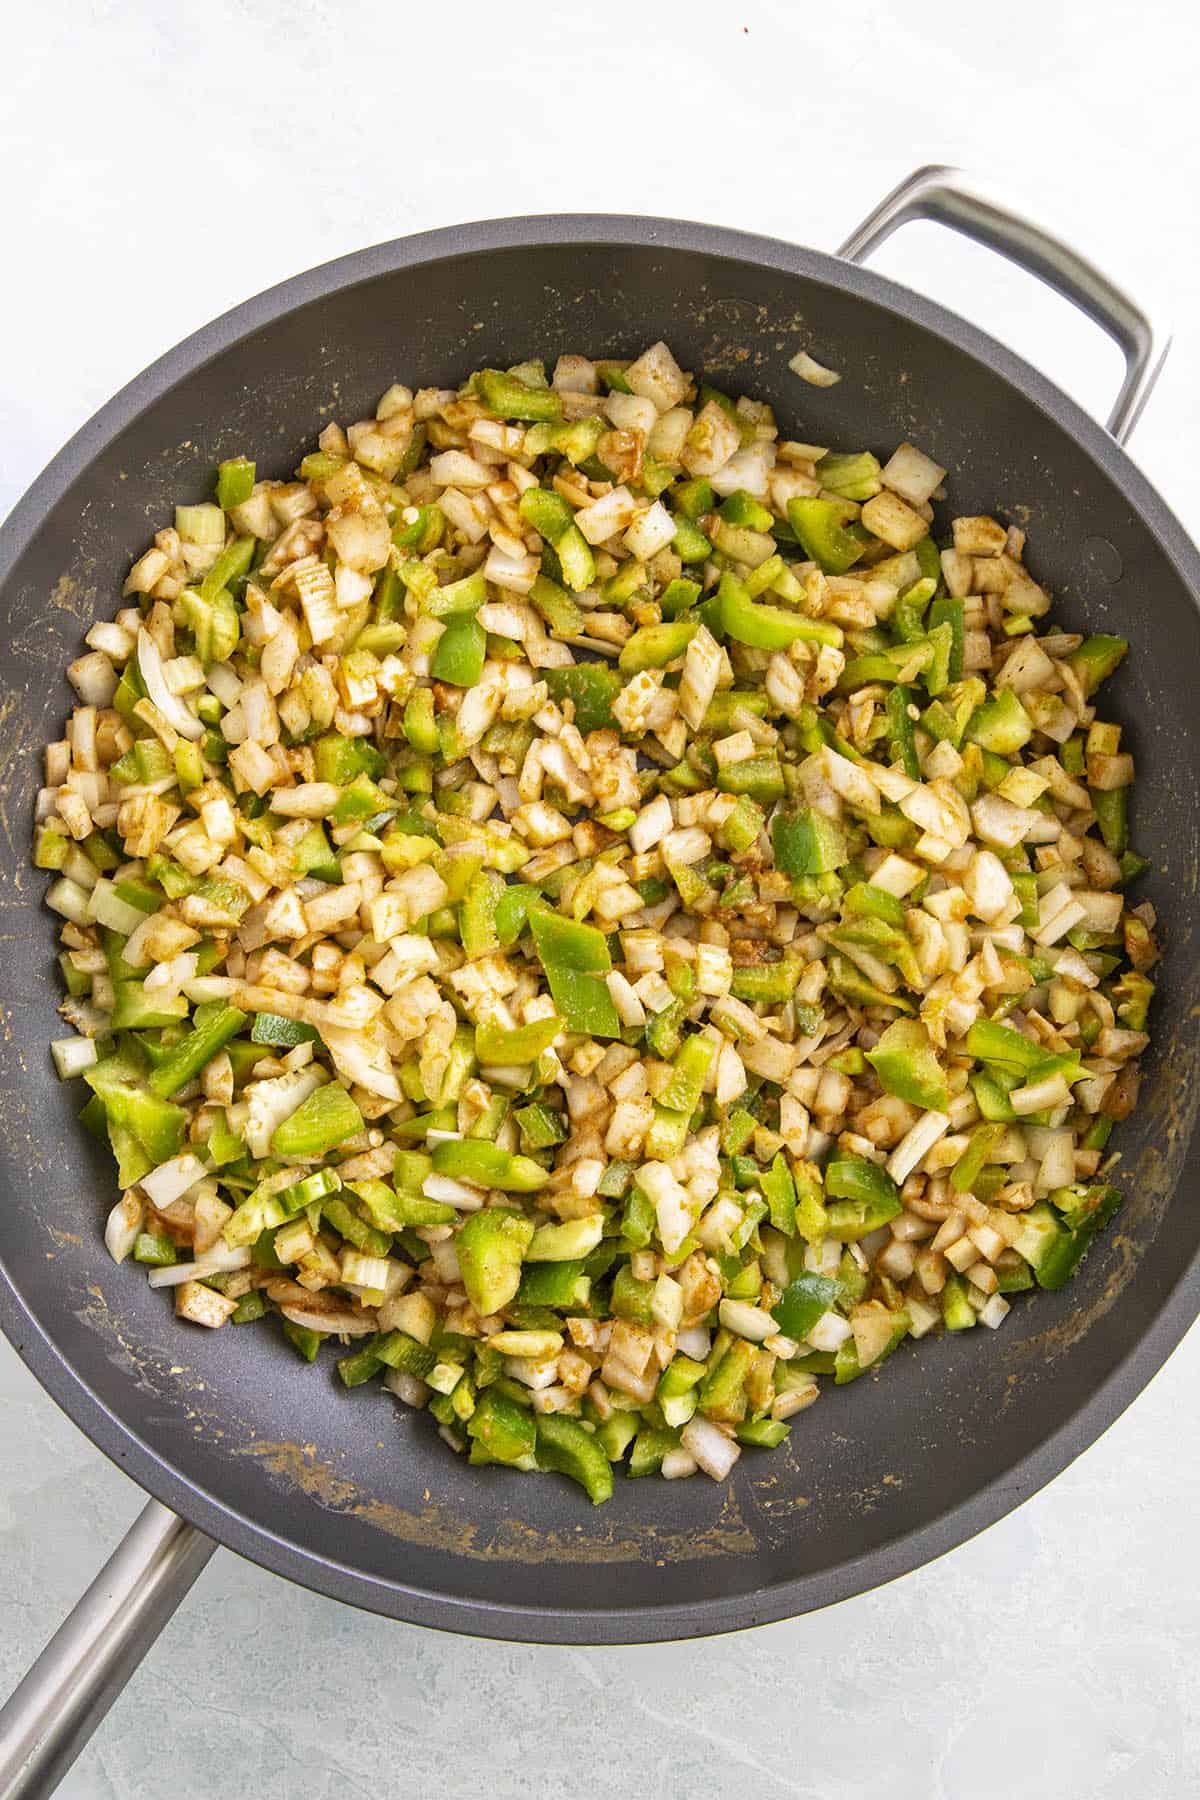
[3,1,1200,1793]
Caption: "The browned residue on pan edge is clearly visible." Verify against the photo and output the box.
[70,1278,755,1563]
[236,1440,756,1563]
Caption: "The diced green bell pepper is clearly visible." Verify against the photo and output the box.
[737,1418,791,1448]
[271,1084,363,1157]
[672,516,713,563]
[216,457,256,510]
[199,535,256,606]
[816,451,881,502]
[425,567,488,620]
[760,1154,796,1235]
[535,1415,613,1503]
[431,1138,549,1192]
[133,1230,176,1267]
[618,619,698,673]
[941,1274,976,1330]
[518,487,595,591]
[1067,634,1128,696]
[610,1265,657,1323]
[526,1215,605,1262]
[148,1006,247,1099]
[823,1155,902,1237]
[772,1273,841,1339]
[865,1018,948,1112]
[517,1259,590,1308]
[966,689,1033,755]
[283,1320,324,1362]
[468,1387,537,1465]
[772,808,846,876]
[718,573,841,651]
[456,1207,535,1315]
[927,596,964,682]
[885,684,921,779]
[698,1337,756,1423]
[951,1121,1003,1195]
[543,665,622,733]
[628,1425,680,1477]
[430,615,486,686]
[250,1012,320,1050]
[787,497,864,574]
[1092,787,1128,856]
[478,368,562,422]
[834,1306,910,1383]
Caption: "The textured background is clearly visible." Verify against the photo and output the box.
[3,2,1199,1793]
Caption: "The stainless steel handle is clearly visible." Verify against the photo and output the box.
[0,1501,214,1799]
[838,163,1171,446]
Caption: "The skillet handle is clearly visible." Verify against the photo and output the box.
[838,163,1170,446]
[0,1501,214,1799]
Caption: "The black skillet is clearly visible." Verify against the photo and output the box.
[1,168,1196,1798]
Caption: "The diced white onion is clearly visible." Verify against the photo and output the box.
[806,1310,852,1353]
[140,1153,208,1207]
[147,1245,252,1288]
[422,1174,484,1209]
[681,1416,742,1481]
[51,1035,98,1079]
[136,628,204,740]
[718,1298,777,1342]
[788,349,840,386]
[887,1111,951,1184]
[105,1193,144,1264]
[280,1303,376,1337]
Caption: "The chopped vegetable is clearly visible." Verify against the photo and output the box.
[34,339,1154,1506]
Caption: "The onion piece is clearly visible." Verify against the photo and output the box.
[717,1298,776,1343]
[140,1153,208,1207]
[51,1035,98,1080]
[788,349,841,387]
[384,1368,431,1406]
[676,1325,711,1361]
[147,1245,252,1288]
[280,1303,376,1337]
[105,1193,144,1264]
[137,628,204,740]
[681,1416,742,1481]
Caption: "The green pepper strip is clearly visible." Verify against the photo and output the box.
[536,1415,613,1504]
[787,497,863,574]
[475,1016,561,1064]
[147,1006,247,1099]
[271,1083,364,1157]
[618,619,698,673]
[198,535,256,605]
[477,369,563,423]
[456,1208,535,1314]
[431,1138,549,1192]
[951,1121,1003,1194]
[718,574,842,651]
[886,685,921,779]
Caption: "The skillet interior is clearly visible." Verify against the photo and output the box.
[0,219,1197,1641]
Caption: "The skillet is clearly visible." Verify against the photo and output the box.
[0,167,1196,1797]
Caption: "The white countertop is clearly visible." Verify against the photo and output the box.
[3,2,1199,1793]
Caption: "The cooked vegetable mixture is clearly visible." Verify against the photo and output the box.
[34,341,1158,1502]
